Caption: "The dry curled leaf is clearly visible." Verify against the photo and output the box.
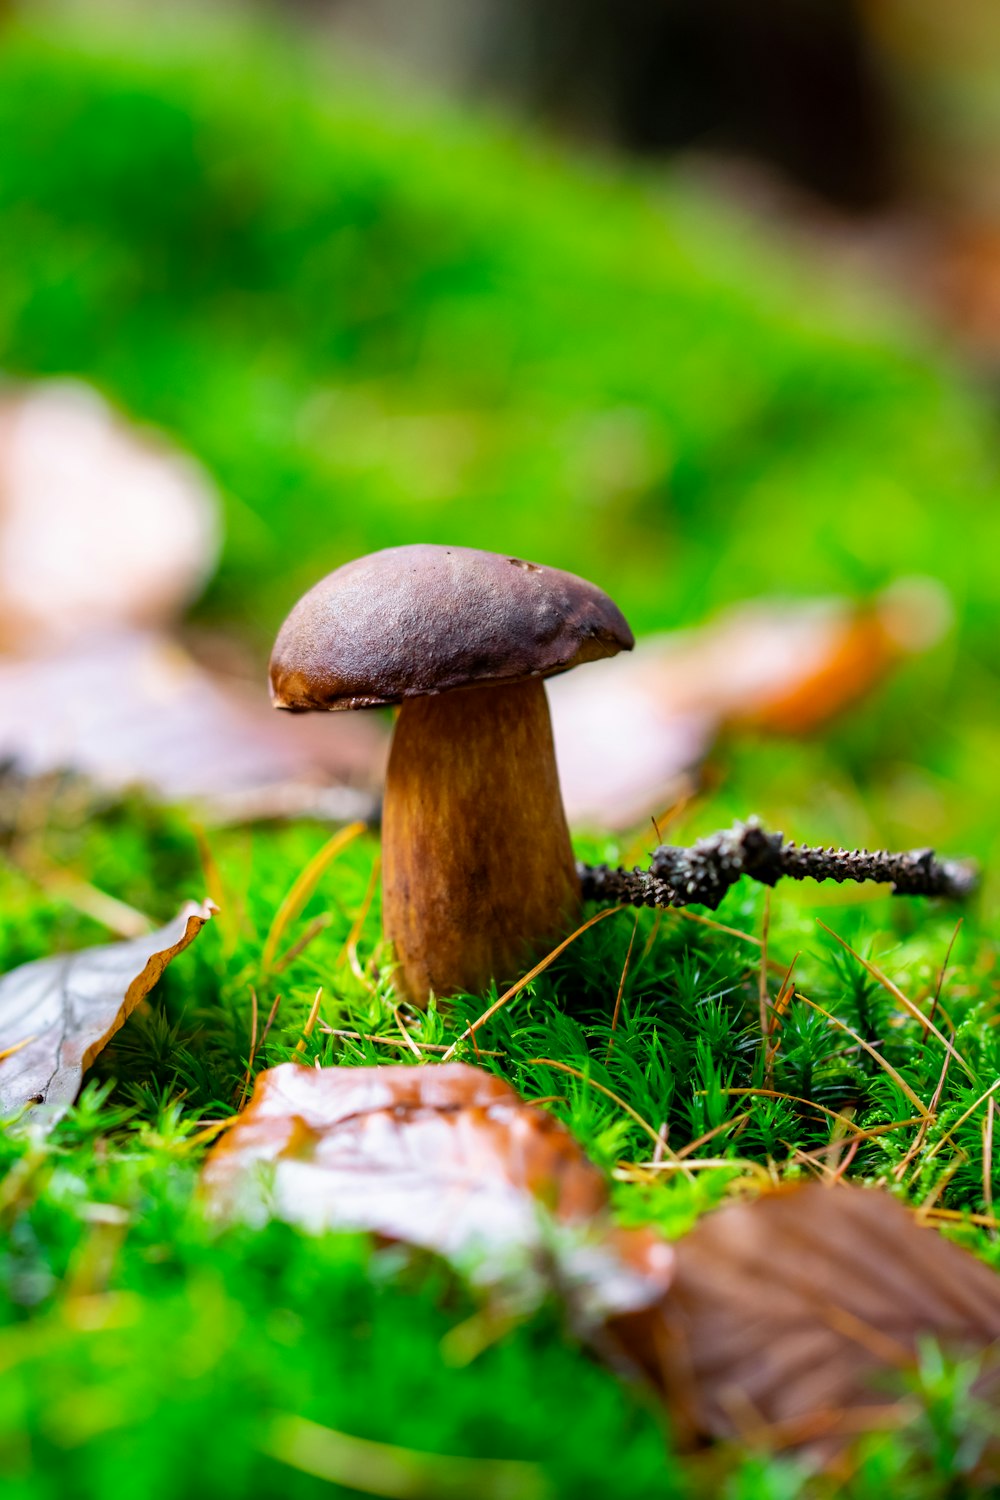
[0,899,215,1120]
[638,1183,1000,1460]
[550,582,949,828]
[202,1062,674,1325]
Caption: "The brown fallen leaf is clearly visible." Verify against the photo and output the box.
[636,1182,1000,1459]
[549,581,950,829]
[204,1068,1000,1465]
[202,1062,674,1325]
[0,381,220,649]
[0,630,382,818]
[0,899,215,1119]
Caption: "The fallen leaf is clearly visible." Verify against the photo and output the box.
[637,1182,1000,1459]
[202,1062,674,1325]
[204,1070,1000,1465]
[0,629,382,818]
[549,582,950,828]
[0,899,215,1119]
[0,381,220,649]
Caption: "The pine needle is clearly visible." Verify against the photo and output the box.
[527,1055,691,1171]
[818,921,974,1081]
[605,918,639,1060]
[441,907,619,1061]
[794,992,931,1118]
[984,1096,996,1236]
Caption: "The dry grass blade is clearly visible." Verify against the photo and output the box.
[182,1116,240,1151]
[261,822,365,979]
[926,918,963,1037]
[35,873,154,939]
[985,1097,996,1235]
[0,1035,35,1063]
[672,908,762,948]
[294,987,324,1056]
[606,918,639,1060]
[274,912,333,974]
[758,891,771,1045]
[919,1160,963,1215]
[237,987,259,1110]
[392,1005,422,1060]
[262,1412,551,1500]
[339,854,382,989]
[614,1156,771,1182]
[764,952,799,1087]
[441,907,619,1061]
[194,822,239,953]
[794,993,931,1118]
[320,1027,504,1058]
[922,1079,1000,1168]
[675,1112,752,1161]
[720,1087,911,1140]
[923,1207,1000,1231]
[527,1055,691,1171]
[818,921,974,1082]
[670,908,790,977]
[259,992,282,1052]
[894,1033,956,1182]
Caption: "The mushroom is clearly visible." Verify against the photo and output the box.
[269,544,633,1002]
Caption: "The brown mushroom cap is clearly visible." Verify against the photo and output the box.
[270,544,634,711]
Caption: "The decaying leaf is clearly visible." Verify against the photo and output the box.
[641,1182,1000,1458]
[204,1067,1000,1464]
[202,1062,674,1324]
[0,630,382,818]
[550,582,950,828]
[0,899,215,1119]
[0,381,220,649]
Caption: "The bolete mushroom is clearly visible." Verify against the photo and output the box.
[269,544,633,1002]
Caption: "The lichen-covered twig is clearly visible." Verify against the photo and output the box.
[579,818,978,912]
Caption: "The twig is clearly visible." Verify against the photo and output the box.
[580,817,978,911]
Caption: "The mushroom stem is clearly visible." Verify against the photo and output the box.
[382,677,580,1002]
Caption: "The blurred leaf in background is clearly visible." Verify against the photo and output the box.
[0,0,996,662]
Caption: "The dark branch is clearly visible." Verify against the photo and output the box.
[579,818,978,912]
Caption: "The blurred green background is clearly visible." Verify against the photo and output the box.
[0,0,996,642]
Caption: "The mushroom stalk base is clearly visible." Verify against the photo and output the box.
[382,678,580,1003]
